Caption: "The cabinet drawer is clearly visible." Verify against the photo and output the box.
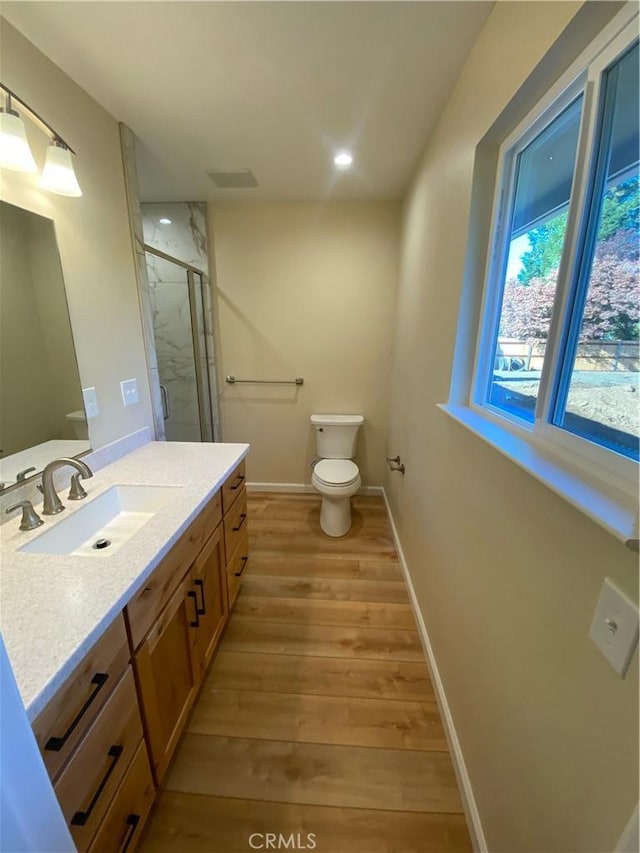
[125,490,222,650]
[88,742,154,853]
[224,487,248,563]
[55,667,143,852]
[226,529,249,610]
[33,615,129,781]
[221,459,246,515]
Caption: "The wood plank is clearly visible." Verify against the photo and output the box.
[248,492,398,561]
[233,595,416,630]
[187,688,447,751]
[163,734,463,814]
[141,793,473,853]
[221,619,423,661]
[206,651,435,702]
[246,555,403,581]
[249,532,397,561]
[240,573,409,604]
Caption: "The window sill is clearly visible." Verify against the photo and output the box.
[438,403,638,550]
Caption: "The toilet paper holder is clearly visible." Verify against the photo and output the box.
[386,455,405,474]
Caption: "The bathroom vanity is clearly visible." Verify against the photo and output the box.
[0,439,249,852]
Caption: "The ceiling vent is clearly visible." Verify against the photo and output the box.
[208,169,258,189]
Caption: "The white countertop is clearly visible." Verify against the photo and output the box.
[0,440,249,721]
[0,439,91,487]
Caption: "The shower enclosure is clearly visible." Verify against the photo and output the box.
[145,246,217,442]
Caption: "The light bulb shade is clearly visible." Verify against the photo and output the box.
[0,111,38,172]
[40,144,82,197]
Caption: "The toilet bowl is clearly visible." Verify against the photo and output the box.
[310,415,364,537]
[312,459,361,537]
[65,410,89,440]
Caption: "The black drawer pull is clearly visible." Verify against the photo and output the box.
[45,673,109,751]
[71,744,123,826]
[232,513,247,532]
[194,578,206,615]
[121,814,140,853]
[187,590,200,627]
[234,556,249,577]
[230,474,245,491]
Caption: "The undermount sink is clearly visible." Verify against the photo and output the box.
[20,484,181,557]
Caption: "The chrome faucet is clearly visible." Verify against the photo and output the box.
[40,457,93,515]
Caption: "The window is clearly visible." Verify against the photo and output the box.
[470,18,639,506]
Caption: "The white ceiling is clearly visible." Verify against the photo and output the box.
[3,2,494,202]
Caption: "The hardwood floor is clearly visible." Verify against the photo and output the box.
[141,493,472,852]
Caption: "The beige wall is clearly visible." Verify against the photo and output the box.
[0,20,154,452]
[210,201,400,486]
[387,3,638,852]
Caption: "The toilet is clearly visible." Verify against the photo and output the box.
[310,414,364,537]
[65,409,89,440]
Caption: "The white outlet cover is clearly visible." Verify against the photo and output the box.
[82,387,99,419]
[120,378,139,407]
[589,578,639,678]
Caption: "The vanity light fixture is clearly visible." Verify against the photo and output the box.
[0,93,37,172]
[0,84,82,197]
[333,151,353,169]
[40,140,82,197]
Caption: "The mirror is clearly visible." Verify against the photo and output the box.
[0,201,89,491]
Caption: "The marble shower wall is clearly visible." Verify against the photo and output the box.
[142,202,220,443]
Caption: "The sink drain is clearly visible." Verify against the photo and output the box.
[93,538,111,550]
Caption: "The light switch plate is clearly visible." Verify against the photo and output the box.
[82,387,99,419]
[120,378,139,407]
[589,578,639,677]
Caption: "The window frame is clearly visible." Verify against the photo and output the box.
[469,14,640,506]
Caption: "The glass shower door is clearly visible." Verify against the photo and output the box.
[145,249,215,442]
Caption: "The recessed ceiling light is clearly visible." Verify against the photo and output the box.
[334,151,353,169]
[159,217,172,225]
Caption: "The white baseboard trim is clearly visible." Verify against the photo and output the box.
[247,482,384,497]
[381,488,487,853]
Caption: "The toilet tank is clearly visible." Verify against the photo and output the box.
[310,414,364,459]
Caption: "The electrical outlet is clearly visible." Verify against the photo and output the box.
[120,378,139,407]
[589,578,639,677]
[82,387,99,419]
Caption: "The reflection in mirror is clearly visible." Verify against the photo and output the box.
[0,202,89,491]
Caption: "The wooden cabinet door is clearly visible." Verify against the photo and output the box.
[133,576,199,784]
[190,524,227,678]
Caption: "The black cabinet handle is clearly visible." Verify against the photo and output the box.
[121,814,140,853]
[187,590,200,628]
[71,744,123,826]
[234,556,249,577]
[232,513,247,532]
[230,474,245,491]
[194,579,206,615]
[45,673,109,751]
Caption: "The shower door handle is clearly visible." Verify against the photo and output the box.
[159,384,170,420]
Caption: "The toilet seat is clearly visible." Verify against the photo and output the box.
[313,459,359,487]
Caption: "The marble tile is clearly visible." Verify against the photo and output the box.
[149,367,166,442]
[141,200,221,440]
[142,202,209,275]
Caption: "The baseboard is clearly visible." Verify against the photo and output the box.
[381,488,487,853]
[247,482,384,497]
